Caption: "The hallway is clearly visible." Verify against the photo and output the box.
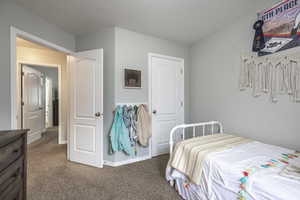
[27,129,180,200]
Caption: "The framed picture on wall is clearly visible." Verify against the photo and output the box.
[124,68,142,89]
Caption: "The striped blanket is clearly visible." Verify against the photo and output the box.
[169,134,252,185]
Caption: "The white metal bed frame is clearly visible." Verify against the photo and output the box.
[169,121,223,154]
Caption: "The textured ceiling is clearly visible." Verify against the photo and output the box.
[13,0,277,44]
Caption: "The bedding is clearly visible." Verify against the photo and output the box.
[279,159,300,181]
[166,135,300,200]
[168,134,252,185]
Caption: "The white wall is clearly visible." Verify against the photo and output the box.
[0,0,75,130]
[190,13,300,150]
[114,27,190,161]
[76,27,116,161]
[76,27,190,162]
[115,28,190,107]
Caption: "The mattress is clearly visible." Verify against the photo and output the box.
[166,139,300,200]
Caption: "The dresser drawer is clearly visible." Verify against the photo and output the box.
[0,156,23,194]
[0,138,23,172]
[0,176,22,200]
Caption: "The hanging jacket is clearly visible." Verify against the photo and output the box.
[122,105,137,143]
[110,106,134,156]
[136,104,151,147]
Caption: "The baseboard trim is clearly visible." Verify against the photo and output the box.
[27,132,42,144]
[103,160,115,167]
[104,156,151,167]
[59,140,67,144]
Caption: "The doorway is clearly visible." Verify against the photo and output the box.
[21,63,61,144]
[11,27,104,168]
[148,53,184,157]
[15,36,66,144]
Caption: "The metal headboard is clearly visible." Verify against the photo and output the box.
[169,121,223,154]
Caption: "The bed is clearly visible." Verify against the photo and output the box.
[166,121,300,200]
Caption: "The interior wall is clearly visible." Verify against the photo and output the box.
[190,12,300,151]
[115,27,190,105]
[76,27,116,162]
[76,27,190,163]
[115,27,190,122]
[17,46,68,142]
[114,27,190,162]
[0,0,75,130]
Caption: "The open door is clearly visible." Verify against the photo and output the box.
[68,49,103,168]
[22,65,45,143]
[45,77,53,128]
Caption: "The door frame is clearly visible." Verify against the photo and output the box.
[19,61,63,144]
[10,26,73,130]
[45,76,53,128]
[148,53,185,157]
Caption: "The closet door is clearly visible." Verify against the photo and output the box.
[68,49,103,168]
[149,53,184,156]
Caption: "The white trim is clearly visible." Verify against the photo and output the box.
[115,102,148,106]
[148,53,185,157]
[45,77,53,128]
[27,126,50,144]
[60,140,67,144]
[66,56,71,160]
[103,155,151,167]
[103,160,115,167]
[27,132,42,144]
[99,48,104,167]
[10,26,73,129]
[11,29,17,130]
[148,53,185,63]
[10,26,73,146]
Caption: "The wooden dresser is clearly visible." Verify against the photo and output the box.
[0,130,28,200]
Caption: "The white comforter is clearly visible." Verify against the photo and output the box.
[166,141,300,200]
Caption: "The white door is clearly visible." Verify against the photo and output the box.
[22,65,45,143]
[69,49,103,168]
[45,77,53,128]
[150,54,184,156]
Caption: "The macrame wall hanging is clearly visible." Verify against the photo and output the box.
[239,54,300,103]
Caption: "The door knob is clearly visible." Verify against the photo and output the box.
[95,112,102,117]
[152,110,157,114]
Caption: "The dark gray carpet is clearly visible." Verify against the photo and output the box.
[28,128,181,200]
